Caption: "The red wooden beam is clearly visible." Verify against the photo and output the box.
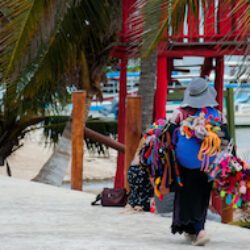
[215,56,224,112]
[159,47,248,57]
[154,56,168,120]
[200,58,213,77]
[173,68,190,73]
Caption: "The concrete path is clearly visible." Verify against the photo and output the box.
[0,176,249,250]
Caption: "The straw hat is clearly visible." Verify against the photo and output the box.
[180,77,218,108]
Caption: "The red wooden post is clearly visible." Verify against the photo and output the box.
[200,57,213,77]
[215,56,224,112]
[154,56,168,120]
[71,91,86,191]
[115,58,127,188]
[114,0,129,188]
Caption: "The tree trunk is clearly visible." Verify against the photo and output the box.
[138,50,157,132]
[32,94,92,186]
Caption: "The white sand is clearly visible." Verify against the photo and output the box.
[0,130,117,182]
[0,175,249,250]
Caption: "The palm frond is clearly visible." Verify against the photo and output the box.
[0,0,74,85]
[13,0,121,112]
[132,0,249,57]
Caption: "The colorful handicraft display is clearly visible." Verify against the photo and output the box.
[139,119,173,200]
[204,141,250,209]
[180,107,221,170]
[179,107,250,208]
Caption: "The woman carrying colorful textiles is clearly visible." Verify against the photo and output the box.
[125,119,172,213]
[169,77,231,246]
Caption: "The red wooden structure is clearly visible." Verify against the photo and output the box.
[112,0,249,195]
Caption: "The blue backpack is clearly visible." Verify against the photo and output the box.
[175,107,220,169]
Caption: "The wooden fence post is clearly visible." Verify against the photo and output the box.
[220,88,235,223]
[71,91,86,191]
[125,96,142,192]
[221,198,234,224]
[226,88,236,143]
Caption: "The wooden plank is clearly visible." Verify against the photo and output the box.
[159,47,248,57]
[84,127,125,153]
[226,88,236,143]
[125,96,142,192]
[71,91,86,191]
[221,198,234,224]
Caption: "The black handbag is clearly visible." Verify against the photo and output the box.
[91,188,128,207]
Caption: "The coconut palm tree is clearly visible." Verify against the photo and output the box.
[0,0,121,179]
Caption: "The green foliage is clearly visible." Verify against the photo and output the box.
[85,119,118,156]
[0,0,121,162]
[86,119,118,138]
[41,117,118,156]
[230,220,250,229]
[42,115,70,144]
[230,210,250,229]
[0,0,73,90]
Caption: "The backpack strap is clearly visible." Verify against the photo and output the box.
[91,193,101,206]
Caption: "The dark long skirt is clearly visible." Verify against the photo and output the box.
[171,165,213,235]
[127,165,154,211]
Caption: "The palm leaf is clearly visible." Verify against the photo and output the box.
[0,0,74,97]
[14,0,121,112]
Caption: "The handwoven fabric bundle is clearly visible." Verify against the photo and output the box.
[139,119,172,200]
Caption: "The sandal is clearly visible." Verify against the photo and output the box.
[192,231,210,246]
[133,206,144,213]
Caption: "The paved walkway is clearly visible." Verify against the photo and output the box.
[0,176,249,250]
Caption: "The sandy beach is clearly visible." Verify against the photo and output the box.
[0,175,249,250]
[0,129,117,183]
